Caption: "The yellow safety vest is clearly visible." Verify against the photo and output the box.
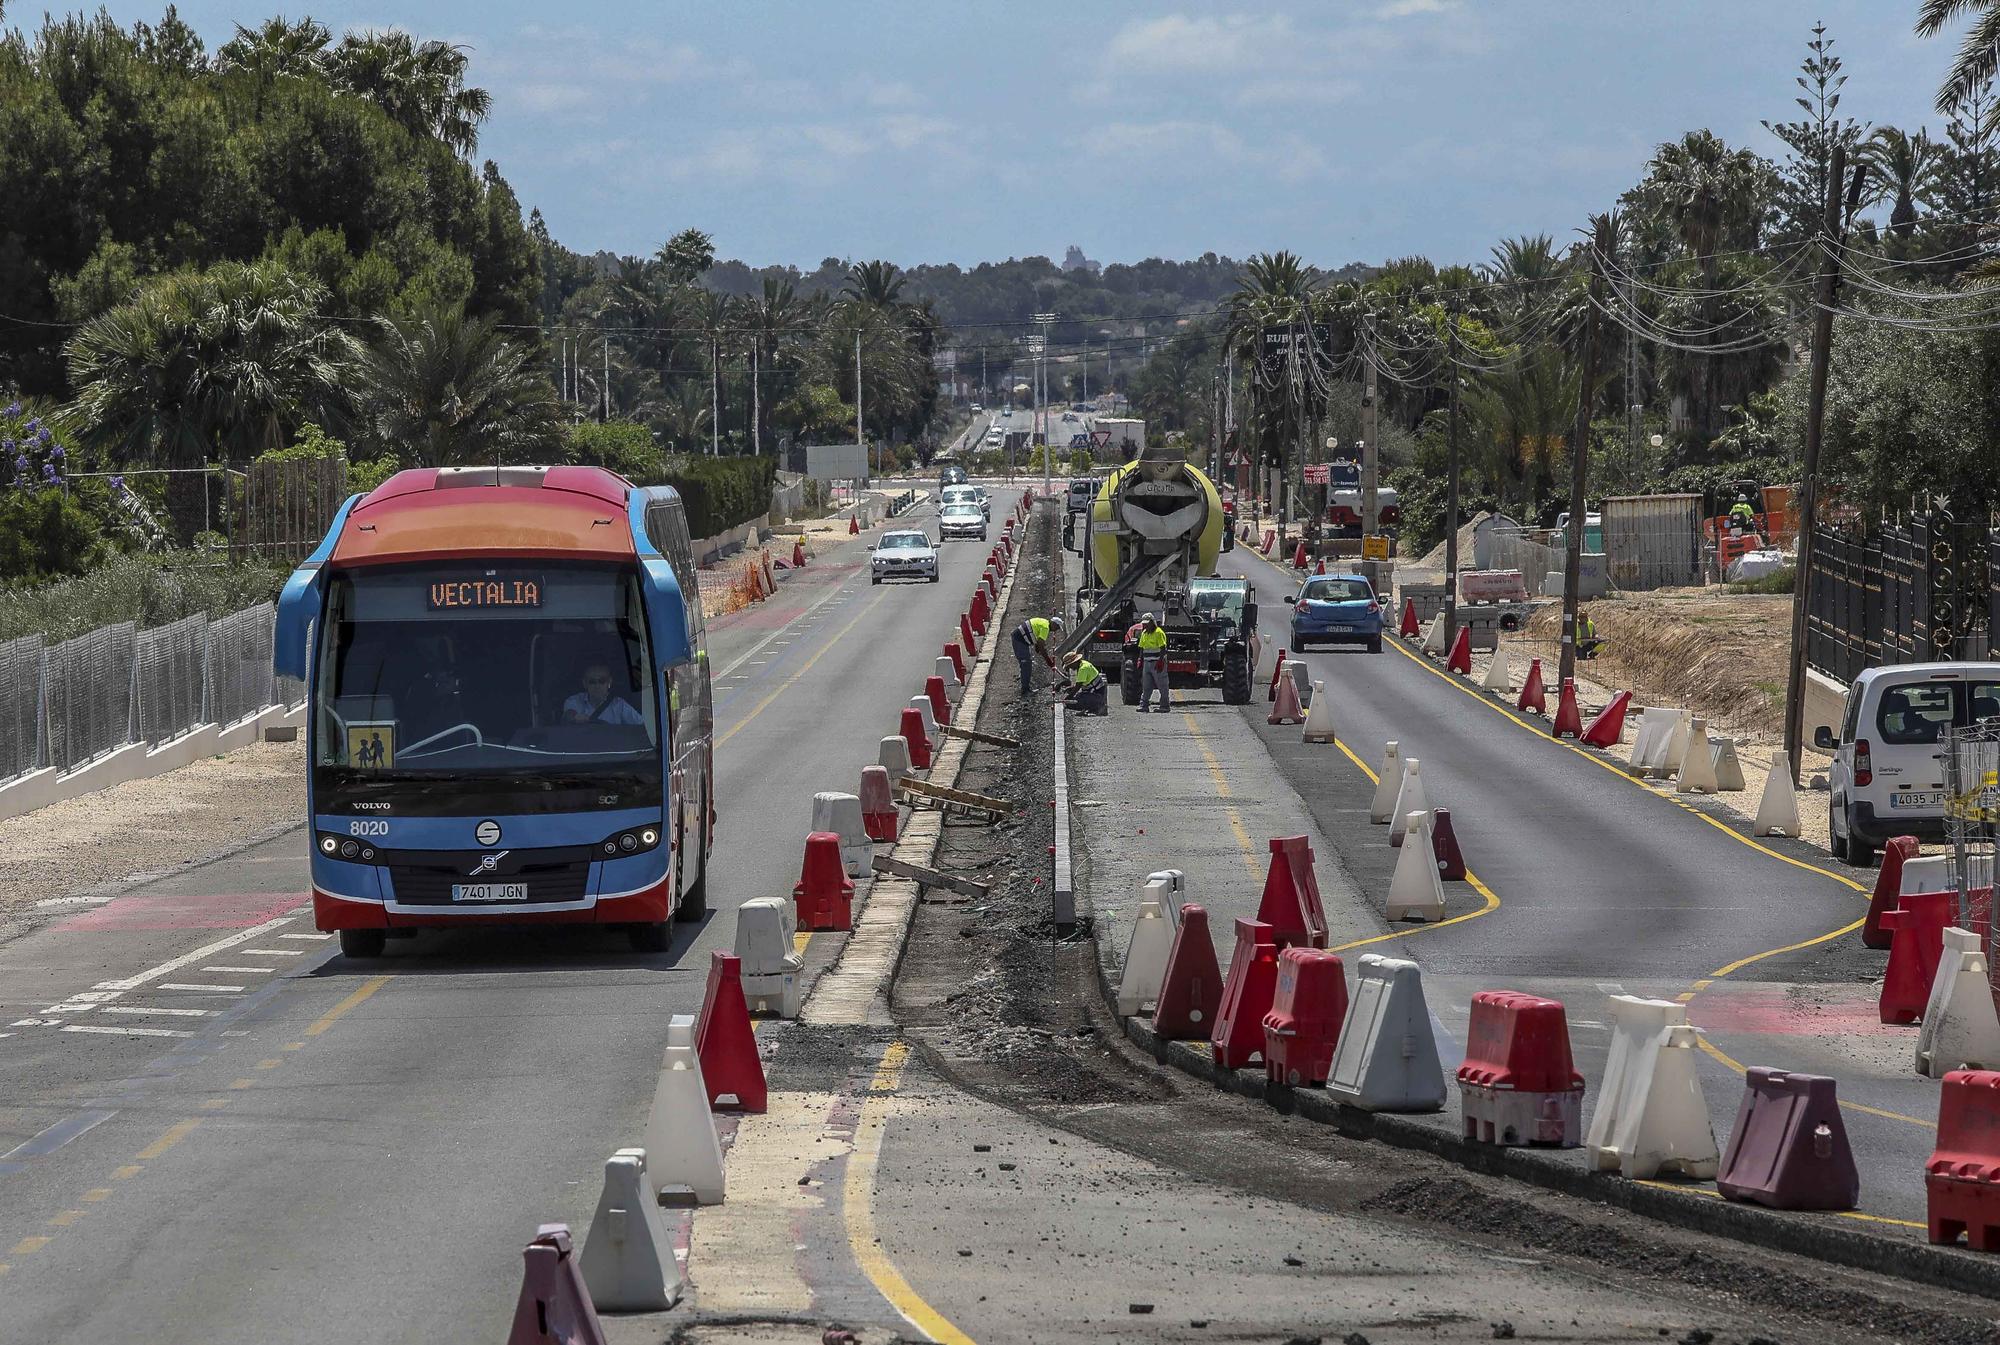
[1138,627,1167,654]
[1029,617,1051,643]
[1074,659,1101,688]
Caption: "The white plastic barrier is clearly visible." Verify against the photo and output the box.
[643,1016,726,1205]
[1753,757,1801,837]
[1918,927,2000,1078]
[907,694,939,742]
[810,791,870,878]
[1115,878,1180,1016]
[1302,680,1337,743]
[1421,613,1447,654]
[1901,855,1956,895]
[735,898,803,1018]
[1675,717,1719,794]
[1385,812,1446,922]
[1325,954,1446,1112]
[580,1149,683,1310]
[879,734,915,779]
[1388,759,1428,848]
[1586,996,1719,1180]
[934,655,964,701]
[1710,738,1746,792]
[1481,647,1511,692]
[1368,742,1402,824]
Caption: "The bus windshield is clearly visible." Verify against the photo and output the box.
[314,561,661,807]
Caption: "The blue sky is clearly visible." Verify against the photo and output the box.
[88,2,1979,271]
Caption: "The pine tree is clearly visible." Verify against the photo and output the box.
[1763,22,1868,249]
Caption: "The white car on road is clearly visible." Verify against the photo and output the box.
[941,483,990,520]
[939,502,987,541]
[871,529,940,584]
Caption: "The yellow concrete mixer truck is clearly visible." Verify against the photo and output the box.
[1063,443,1256,705]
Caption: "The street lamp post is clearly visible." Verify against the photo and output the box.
[1035,312,1057,494]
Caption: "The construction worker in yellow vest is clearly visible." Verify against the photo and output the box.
[1136,613,1171,712]
[1058,652,1108,715]
[1012,614,1064,694]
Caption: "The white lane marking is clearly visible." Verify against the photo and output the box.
[61,1024,193,1039]
[11,1018,61,1027]
[279,933,331,941]
[1594,981,1628,997]
[204,965,276,974]
[158,983,245,993]
[93,916,296,992]
[712,562,864,680]
[231,948,303,957]
[102,1005,210,1018]
[34,895,115,909]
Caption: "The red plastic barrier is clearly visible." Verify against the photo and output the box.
[1263,948,1347,1087]
[1210,918,1281,1071]
[1254,835,1328,950]
[943,642,967,683]
[1268,649,1288,702]
[1431,806,1467,881]
[1313,557,1326,576]
[697,951,768,1112]
[1516,658,1547,715]
[1927,1069,2000,1249]
[1580,690,1632,748]
[859,764,897,843]
[1446,625,1472,675]
[792,832,855,931]
[1292,539,1308,569]
[508,1224,608,1345]
[1261,528,1276,555]
[959,612,980,657]
[1551,677,1583,738]
[1717,1067,1859,1210]
[969,590,989,635]
[1399,598,1420,639]
[1267,673,1304,726]
[1863,835,1920,949]
[1880,891,1954,1024]
[899,707,933,771]
[1153,903,1222,1040]
[848,514,860,535]
[792,538,807,568]
[1457,990,1584,1146]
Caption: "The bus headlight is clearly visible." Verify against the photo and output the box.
[641,828,659,847]
[599,827,663,858]
[340,839,360,859]
[321,836,339,855]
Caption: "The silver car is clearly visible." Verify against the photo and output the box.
[939,502,987,541]
[872,529,940,584]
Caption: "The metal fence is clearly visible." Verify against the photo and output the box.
[1805,508,1992,685]
[1485,527,1564,599]
[1944,721,2000,997]
[236,455,349,564]
[0,600,298,784]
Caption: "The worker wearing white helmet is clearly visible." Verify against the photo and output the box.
[1136,613,1171,712]
[1012,613,1066,694]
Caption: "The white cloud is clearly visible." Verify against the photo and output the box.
[1106,14,1297,74]
[1376,0,1458,17]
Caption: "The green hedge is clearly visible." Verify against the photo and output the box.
[660,457,777,540]
[0,552,290,643]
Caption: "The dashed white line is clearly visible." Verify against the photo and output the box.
[203,965,275,974]
[34,895,115,909]
[61,1024,193,1039]
[93,916,296,992]
[232,948,303,957]
[159,983,245,994]
[279,933,331,941]
[102,1005,210,1018]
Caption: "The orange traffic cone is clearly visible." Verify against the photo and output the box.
[1517,658,1547,715]
[848,514,860,535]
[792,538,806,568]
[1399,598,1420,639]
[695,952,767,1112]
[1446,625,1472,675]
[1580,690,1632,748]
[1313,558,1326,576]
[1552,676,1583,738]
[1268,648,1288,702]
[1292,539,1308,569]
[1268,674,1304,726]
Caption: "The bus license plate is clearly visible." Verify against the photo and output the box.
[1892,791,1946,809]
[452,882,529,903]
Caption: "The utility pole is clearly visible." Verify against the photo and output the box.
[1559,215,1612,692]
[981,347,986,407]
[1784,140,1851,783]
[1444,303,1463,646]
[710,339,719,457]
[1035,312,1057,493]
[855,330,866,479]
[602,332,610,424]
[1360,359,1379,540]
[750,343,761,457]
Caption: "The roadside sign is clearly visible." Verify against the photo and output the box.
[1362,534,1390,561]
[1070,433,1090,448]
[1090,429,1112,449]
[1329,457,1360,487]
[1302,463,1331,486]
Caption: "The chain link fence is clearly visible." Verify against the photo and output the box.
[0,600,297,785]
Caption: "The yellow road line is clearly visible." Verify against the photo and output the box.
[844,1041,977,1345]
[719,592,890,747]
[1634,1177,1925,1230]
[306,974,390,1037]
[1180,712,1262,881]
[134,1118,201,1162]
[9,1236,50,1256]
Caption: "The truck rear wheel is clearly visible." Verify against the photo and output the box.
[1120,646,1142,705]
[1220,643,1251,705]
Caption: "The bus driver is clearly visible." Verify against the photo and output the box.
[562,662,644,726]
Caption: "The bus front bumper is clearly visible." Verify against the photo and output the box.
[312,879,674,929]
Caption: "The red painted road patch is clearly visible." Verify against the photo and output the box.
[56,891,304,932]
[1688,985,1906,1039]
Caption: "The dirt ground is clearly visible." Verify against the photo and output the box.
[0,736,305,927]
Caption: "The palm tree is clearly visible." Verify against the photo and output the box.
[843,260,908,309]
[324,30,492,157]
[1918,1,2000,115]
[1862,127,1941,237]
[350,302,561,466]
[215,17,331,81]
[740,277,813,452]
[654,383,712,455]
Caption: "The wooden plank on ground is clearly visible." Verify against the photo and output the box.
[939,723,1018,748]
[870,854,989,899]
[896,777,1016,815]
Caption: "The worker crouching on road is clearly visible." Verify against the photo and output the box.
[1058,652,1109,716]
[1012,614,1065,694]
[1136,613,1171,712]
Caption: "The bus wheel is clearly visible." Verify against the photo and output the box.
[339,929,387,959]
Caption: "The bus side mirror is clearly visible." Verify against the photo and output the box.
[1813,725,1836,750]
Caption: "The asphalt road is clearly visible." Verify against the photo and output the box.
[0,490,1011,1342]
[1205,545,1943,1229]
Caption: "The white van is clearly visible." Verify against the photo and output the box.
[1817,661,2000,866]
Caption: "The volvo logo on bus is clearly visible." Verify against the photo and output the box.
[474,820,502,846]
[468,851,509,876]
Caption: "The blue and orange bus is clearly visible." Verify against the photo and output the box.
[274,465,713,956]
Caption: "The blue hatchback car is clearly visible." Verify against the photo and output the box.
[1286,573,1384,652]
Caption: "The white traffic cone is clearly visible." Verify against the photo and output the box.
[908,694,939,742]
[735,898,802,1018]
[1918,928,2000,1078]
[1586,996,1719,1179]
[811,791,870,878]
[1385,812,1446,921]
[580,1149,683,1310]
[879,734,915,779]
[1675,718,1719,793]
[1116,883,1178,1016]
[642,1015,725,1205]
[1368,742,1402,824]
[1753,756,1801,836]
[1302,680,1337,743]
[934,655,964,702]
[1389,759,1428,847]
[1712,738,1746,791]
[1421,612,1447,655]
[1326,954,1446,1112]
[1481,644,1511,692]
[1661,711,1694,779]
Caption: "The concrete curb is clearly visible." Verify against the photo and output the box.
[1072,814,2000,1303]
